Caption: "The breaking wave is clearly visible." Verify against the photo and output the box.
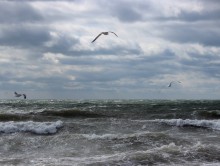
[154,119,220,131]
[0,120,63,134]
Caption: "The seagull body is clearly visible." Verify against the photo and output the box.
[14,92,27,99]
[168,81,181,87]
[14,92,22,97]
[91,31,118,43]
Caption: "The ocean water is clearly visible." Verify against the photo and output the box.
[0,99,220,166]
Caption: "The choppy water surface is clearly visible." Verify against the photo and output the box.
[0,99,220,166]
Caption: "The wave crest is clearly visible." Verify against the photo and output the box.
[0,120,63,134]
[154,119,220,130]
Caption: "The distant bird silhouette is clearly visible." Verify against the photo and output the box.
[91,31,118,43]
[168,81,181,87]
[14,92,27,99]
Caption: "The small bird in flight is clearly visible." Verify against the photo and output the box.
[14,92,27,99]
[91,31,118,43]
[168,81,181,87]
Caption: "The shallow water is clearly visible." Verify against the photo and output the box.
[0,99,220,166]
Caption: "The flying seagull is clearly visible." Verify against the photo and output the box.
[168,81,181,87]
[14,92,27,99]
[91,31,118,43]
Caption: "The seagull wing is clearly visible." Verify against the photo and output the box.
[110,31,118,37]
[23,94,26,99]
[168,81,174,87]
[14,92,20,97]
[91,33,103,43]
[168,81,181,87]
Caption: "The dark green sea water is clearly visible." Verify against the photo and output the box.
[0,100,219,165]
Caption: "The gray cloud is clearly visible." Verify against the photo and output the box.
[0,25,51,48]
[97,0,146,22]
[157,23,220,46]
[155,5,220,22]
[176,10,220,22]
[45,34,80,55]
[179,52,220,79]
[0,0,220,99]
[112,5,143,22]
[46,37,142,58]
[0,2,43,23]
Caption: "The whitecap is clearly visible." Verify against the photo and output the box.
[154,119,220,131]
[0,120,63,134]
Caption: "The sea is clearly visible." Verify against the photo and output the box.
[0,99,220,166]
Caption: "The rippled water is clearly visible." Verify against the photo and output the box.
[0,99,220,165]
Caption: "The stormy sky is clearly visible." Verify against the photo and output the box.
[0,0,220,99]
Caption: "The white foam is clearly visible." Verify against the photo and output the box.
[155,119,220,131]
[0,120,63,134]
[81,131,150,140]
[3,141,219,166]
[26,142,218,165]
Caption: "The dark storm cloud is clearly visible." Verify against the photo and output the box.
[179,52,220,78]
[158,23,220,46]
[0,26,51,48]
[131,50,181,78]
[0,2,43,23]
[176,10,220,22]
[0,2,52,50]
[45,34,80,55]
